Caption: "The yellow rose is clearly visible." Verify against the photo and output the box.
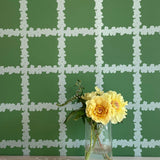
[85,95,112,125]
[95,86,104,95]
[81,86,104,100]
[81,92,96,100]
[106,91,128,124]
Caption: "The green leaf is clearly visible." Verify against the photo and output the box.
[64,110,77,123]
[74,110,85,121]
[64,107,85,123]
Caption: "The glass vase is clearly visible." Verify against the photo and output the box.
[85,119,112,160]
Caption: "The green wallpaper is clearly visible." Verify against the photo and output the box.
[0,0,160,157]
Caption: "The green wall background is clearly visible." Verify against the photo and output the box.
[0,0,160,157]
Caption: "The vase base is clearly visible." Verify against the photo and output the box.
[88,153,113,160]
[85,144,112,160]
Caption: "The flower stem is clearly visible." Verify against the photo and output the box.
[97,130,112,160]
[85,123,94,160]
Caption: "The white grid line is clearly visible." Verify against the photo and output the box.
[19,0,30,155]
[0,0,160,156]
[0,29,20,37]
[132,0,142,156]
[1,64,160,75]
[1,101,159,112]
[0,66,21,75]
[1,139,160,150]
[1,26,160,37]
[1,26,160,38]
[57,0,67,156]
[0,27,137,38]
[94,0,104,89]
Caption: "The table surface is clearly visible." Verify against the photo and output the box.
[0,157,159,160]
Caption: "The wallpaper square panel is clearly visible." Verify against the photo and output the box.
[0,37,21,66]
[0,147,23,156]
[29,147,60,156]
[65,0,95,28]
[141,0,160,27]
[141,72,160,103]
[0,0,20,29]
[28,73,59,104]
[27,0,58,29]
[0,111,22,140]
[102,35,133,65]
[141,34,160,65]
[29,110,59,140]
[65,35,95,66]
[102,0,133,27]
[0,74,22,103]
[28,36,59,66]
[0,0,160,157]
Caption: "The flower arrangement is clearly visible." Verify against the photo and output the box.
[58,80,128,160]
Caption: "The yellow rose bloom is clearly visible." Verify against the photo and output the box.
[81,86,104,100]
[107,91,128,124]
[95,86,104,95]
[86,95,112,125]
[81,92,96,100]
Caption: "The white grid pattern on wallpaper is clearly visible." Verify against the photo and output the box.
[0,0,160,156]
